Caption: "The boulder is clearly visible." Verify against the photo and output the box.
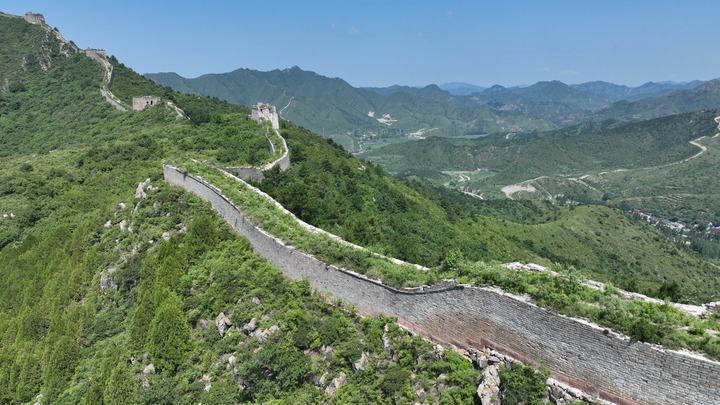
[477,365,500,405]
[324,371,347,396]
[353,351,369,371]
[215,312,233,337]
[243,317,258,332]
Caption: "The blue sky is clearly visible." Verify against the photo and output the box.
[2,1,718,88]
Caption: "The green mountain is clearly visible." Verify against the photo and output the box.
[364,110,717,181]
[438,82,487,95]
[363,108,720,255]
[571,80,705,102]
[145,67,558,151]
[0,14,489,404]
[1,12,719,405]
[589,79,720,121]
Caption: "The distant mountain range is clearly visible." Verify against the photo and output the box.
[145,67,556,151]
[146,66,718,153]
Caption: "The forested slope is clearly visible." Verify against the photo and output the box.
[1,13,719,405]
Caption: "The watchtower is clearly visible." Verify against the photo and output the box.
[133,96,162,111]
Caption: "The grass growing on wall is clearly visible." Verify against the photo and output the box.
[171,159,720,359]
[169,158,432,288]
[449,261,720,360]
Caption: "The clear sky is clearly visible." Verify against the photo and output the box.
[2,1,718,88]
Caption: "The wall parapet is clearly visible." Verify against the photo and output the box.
[163,164,720,405]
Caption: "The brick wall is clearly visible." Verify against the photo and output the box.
[164,164,720,405]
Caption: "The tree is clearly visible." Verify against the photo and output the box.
[184,214,219,261]
[14,352,42,403]
[498,363,549,405]
[146,293,190,373]
[128,290,155,352]
[103,361,139,405]
[43,336,80,403]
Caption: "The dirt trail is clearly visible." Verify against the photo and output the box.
[578,115,720,180]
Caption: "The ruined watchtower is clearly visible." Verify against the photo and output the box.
[23,12,45,25]
[250,103,279,130]
[133,96,162,111]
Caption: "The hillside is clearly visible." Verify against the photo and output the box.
[364,109,718,183]
[363,109,720,264]
[570,80,704,102]
[2,11,719,404]
[0,14,494,404]
[145,67,558,151]
[588,79,720,122]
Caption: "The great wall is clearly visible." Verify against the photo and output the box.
[164,105,720,405]
[4,12,718,402]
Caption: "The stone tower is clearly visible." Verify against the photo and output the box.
[132,96,162,111]
[23,12,45,25]
[250,103,279,130]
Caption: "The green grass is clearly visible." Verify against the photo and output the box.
[171,158,431,288]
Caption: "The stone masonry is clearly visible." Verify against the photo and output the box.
[133,96,162,111]
[163,164,720,405]
[250,103,280,131]
[225,103,289,181]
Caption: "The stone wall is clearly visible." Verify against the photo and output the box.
[133,96,162,111]
[163,165,720,405]
[251,103,280,130]
[222,166,266,182]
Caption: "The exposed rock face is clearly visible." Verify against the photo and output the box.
[353,351,369,371]
[99,267,118,291]
[215,312,233,337]
[250,324,279,342]
[477,365,500,405]
[243,317,258,332]
[142,363,155,375]
[324,371,347,396]
[135,178,156,199]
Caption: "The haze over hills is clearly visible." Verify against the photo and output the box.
[438,82,487,95]
[147,66,714,151]
[145,67,558,152]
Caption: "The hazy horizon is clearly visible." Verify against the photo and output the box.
[3,1,719,88]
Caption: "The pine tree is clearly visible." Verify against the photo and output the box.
[146,293,190,372]
[103,361,138,405]
[128,290,155,352]
[14,352,42,403]
[43,335,80,403]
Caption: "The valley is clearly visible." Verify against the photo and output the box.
[1,8,720,405]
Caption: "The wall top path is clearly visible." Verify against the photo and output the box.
[164,164,720,405]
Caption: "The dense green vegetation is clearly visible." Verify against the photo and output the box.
[2,13,719,404]
[146,67,558,152]
[0,160,485,403]
[363,108,720,264]
[256,121,720,303]
[363,109,718,187]
[0,15,498,404]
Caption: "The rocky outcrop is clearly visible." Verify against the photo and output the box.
[215,312,233,337]
[477,365,500,405]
